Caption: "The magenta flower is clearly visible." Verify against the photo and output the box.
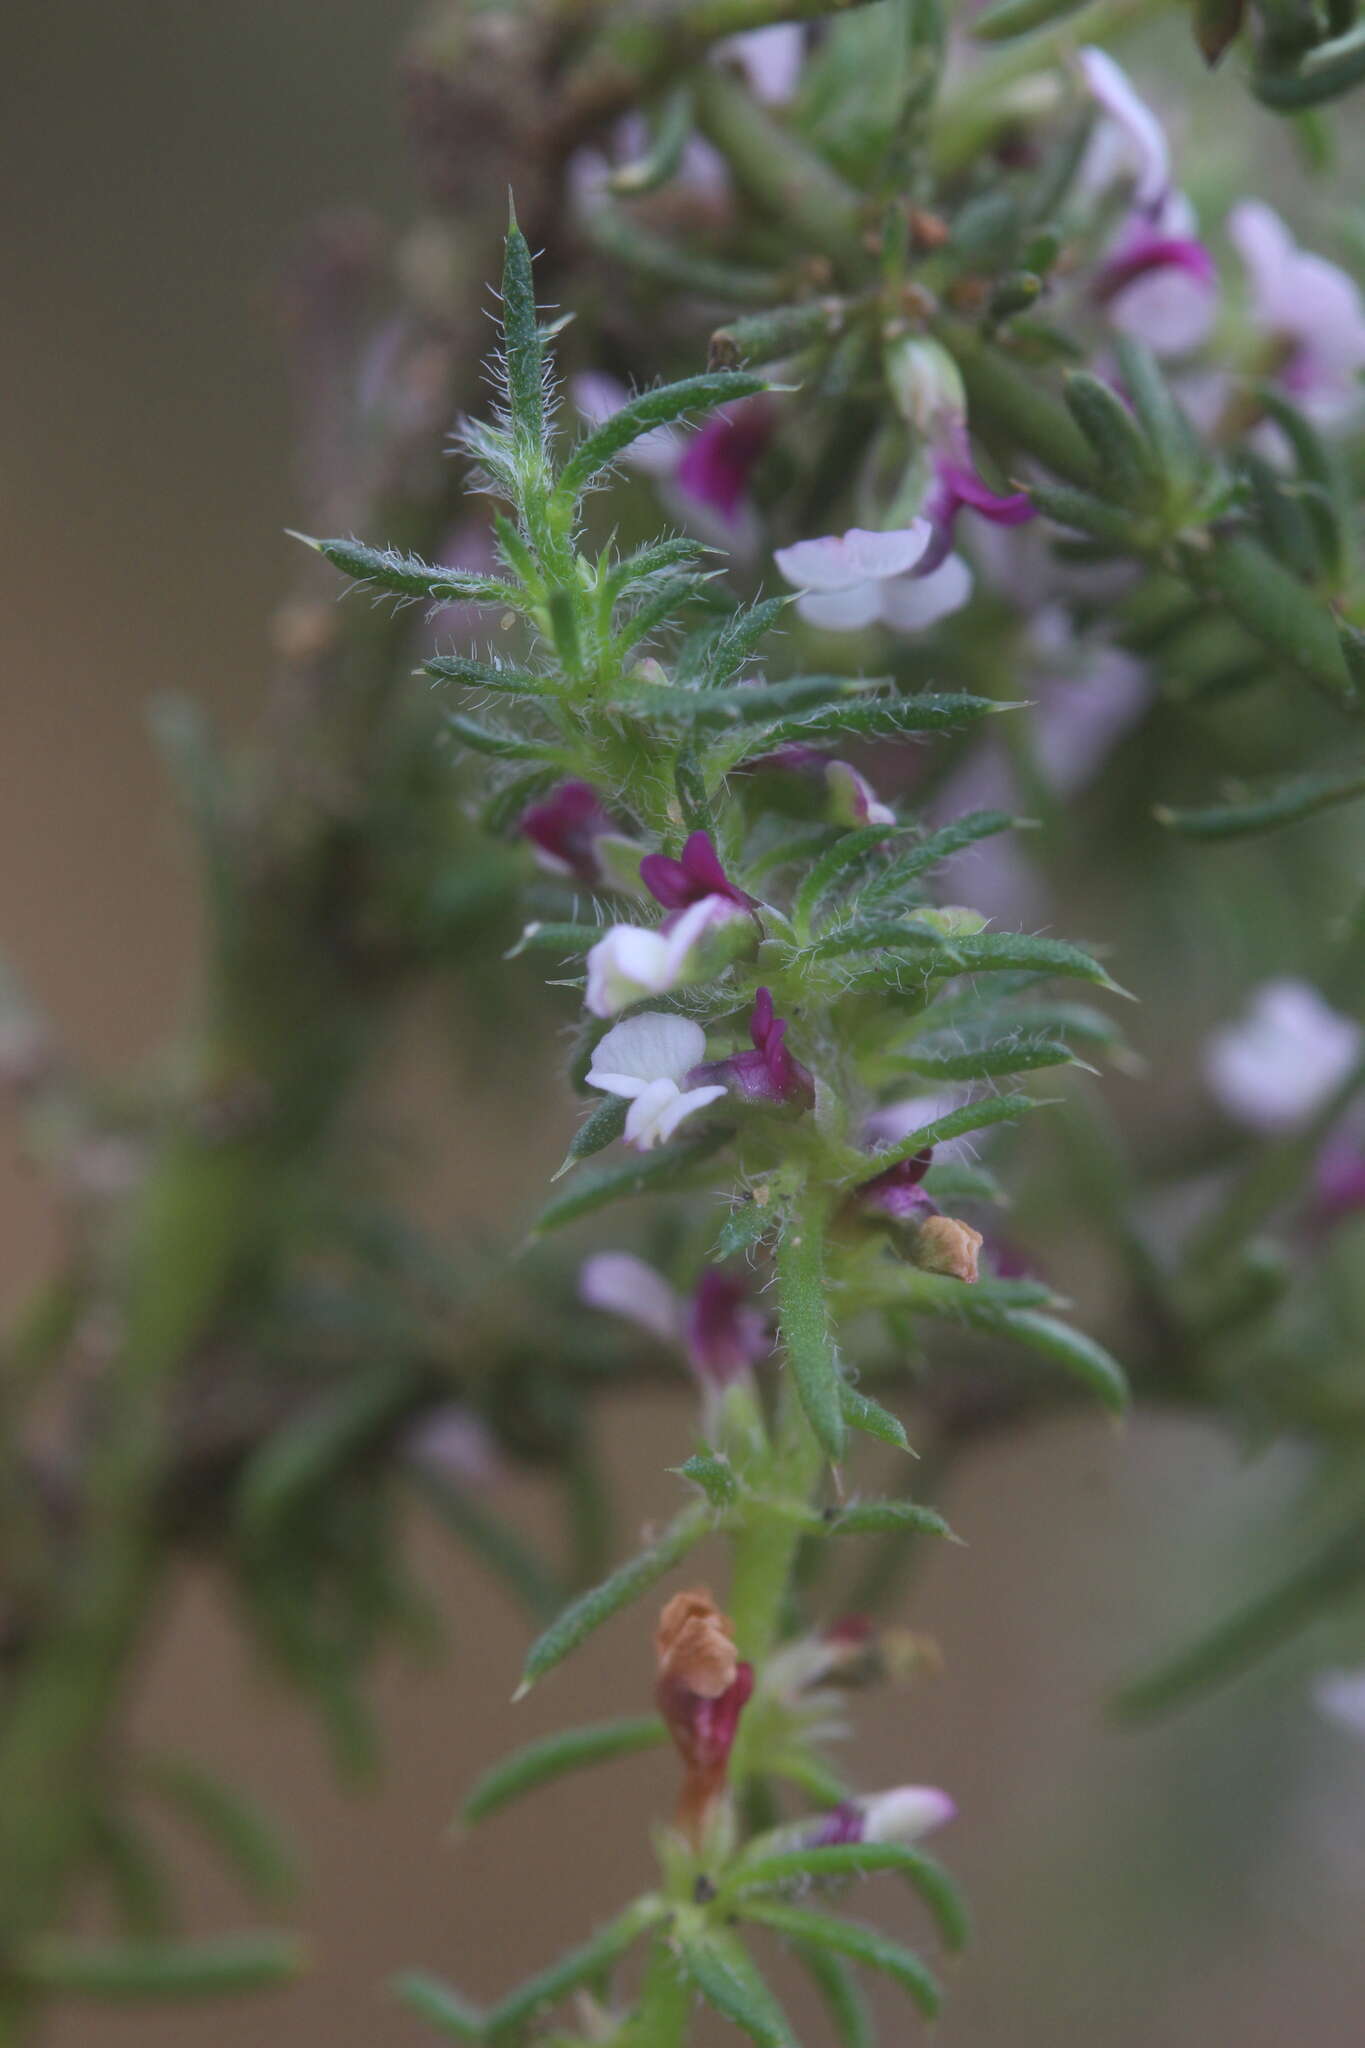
[918,442,1034,576]
[640,830,755,918]
[691,988,815,1110]
[856,1145,938,1223]
[675,398,776,527]
[684,1269,773,1388]
[1078,49,1217,358]
[825,760,896,828]
[580,1252,770,1391]
[519,780,617,884]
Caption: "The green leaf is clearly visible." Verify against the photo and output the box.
[805,916,948,963]
[793,825,917,933]
[236,1364,415,1549]
[445,713,562,763]
[461,1718,668,1826]
[601,536,707,613]
[413,1467,565,1624]
[839,1384,910,1452]
[1112,338,1204,493]
[740,1903,940,2018]
[501,213,547,458]
[795,1944,873,2048]
[730,1845,969,1953]
[676,594,790,690]
[1156,764,1365,839]
[19,1934,306,2000]
[849,1093,1038,1181]
[530,1127,733,1235]
[560,373,766,498]
[143,1758,300,1907]
[555,1093,628,1173]
[608,82,697,195]
[678,1930,797,2046]
[423,656,546,696]
[89,1813,177,1938]
[830,1500,952,1540]
[972,0,1090,36]
[776,1192,846,1461]
[1207,530,1353,699]
[505,921,603,958]
[710,693,997,776]
[921,1160,1005,1205]
[1063,371,1163,506]
[620,673,884,730]
[394,1971,487,2040]
[485,1903,660,2039]
[303,536,520,609]
[995,1309,1129,1411]
[1254,22,1365,108]
[677,1451,740,1508]
[856,811,1015,909]
[948,930,1126,992]
[713,1197,778,1259]
[1115,1518,1365,1719]
[516,1507,709,1694]
[893,1030,1076,1082]
[1027,482,1141,546]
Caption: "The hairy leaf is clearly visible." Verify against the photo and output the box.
[740,1902,940,2017]
[461,1718,668,1827]
[516,1508,710,1693]
[776,1193,846,1461]
[560,372,765,497]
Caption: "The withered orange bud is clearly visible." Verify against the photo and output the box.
[908,206,950,250]
[914,1214,983,1284]
[654,1588,752,1844]
[655,1588,738,1700]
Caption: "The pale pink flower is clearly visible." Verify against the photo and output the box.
[585,1011,728,1147]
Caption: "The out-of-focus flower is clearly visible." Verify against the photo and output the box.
[691,988,815,1109]
[584,895,754,1018]
[1228,201,1365,427]
[640,830,755,918]
[1313,1125,1365,1227]
[403,1405,502,1491]
[918,443,1034,574]
[571,374,774,552]
[655,1589,754,1842]
[580,1253,771,1390]
[1313,1666,1365,1737]
[720,21,805,102]
[1204,980,1362,1134]
[585,1012,728,1145]
[518,781,617,884]
[1078,49,1216,358]
[807,1785,956,1848]
[774,524,972,633]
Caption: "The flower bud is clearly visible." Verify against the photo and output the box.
[913,1214,983,1284]
[884,335,967,439]
[655,1589,754,1843]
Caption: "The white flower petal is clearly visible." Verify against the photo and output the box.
[652,1082,727,1144]
[624,1078,685,1148]
[878,554,973,633]
[1205,979,1362,1132]
[842,523,933,581]
[579,1252,681,1341]
[795,581,884,631]
[774,533,867,592]
[863,1786,956,1844]
[588,1011,708,1088]
[1078,46,1169,210]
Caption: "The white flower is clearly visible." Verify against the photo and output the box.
[774,525,972,633]
[860,1785,957,1843]
[586,1012,727,1149]
[1229,201,1365,427]
[1204,979,1362,1133]
[584,896,747,1020]
[1077,46,1170,210]
[1313,1666,1365,1739]
[579,1252,681,1341]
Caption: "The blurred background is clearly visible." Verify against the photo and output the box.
[3,4,1364,2044]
